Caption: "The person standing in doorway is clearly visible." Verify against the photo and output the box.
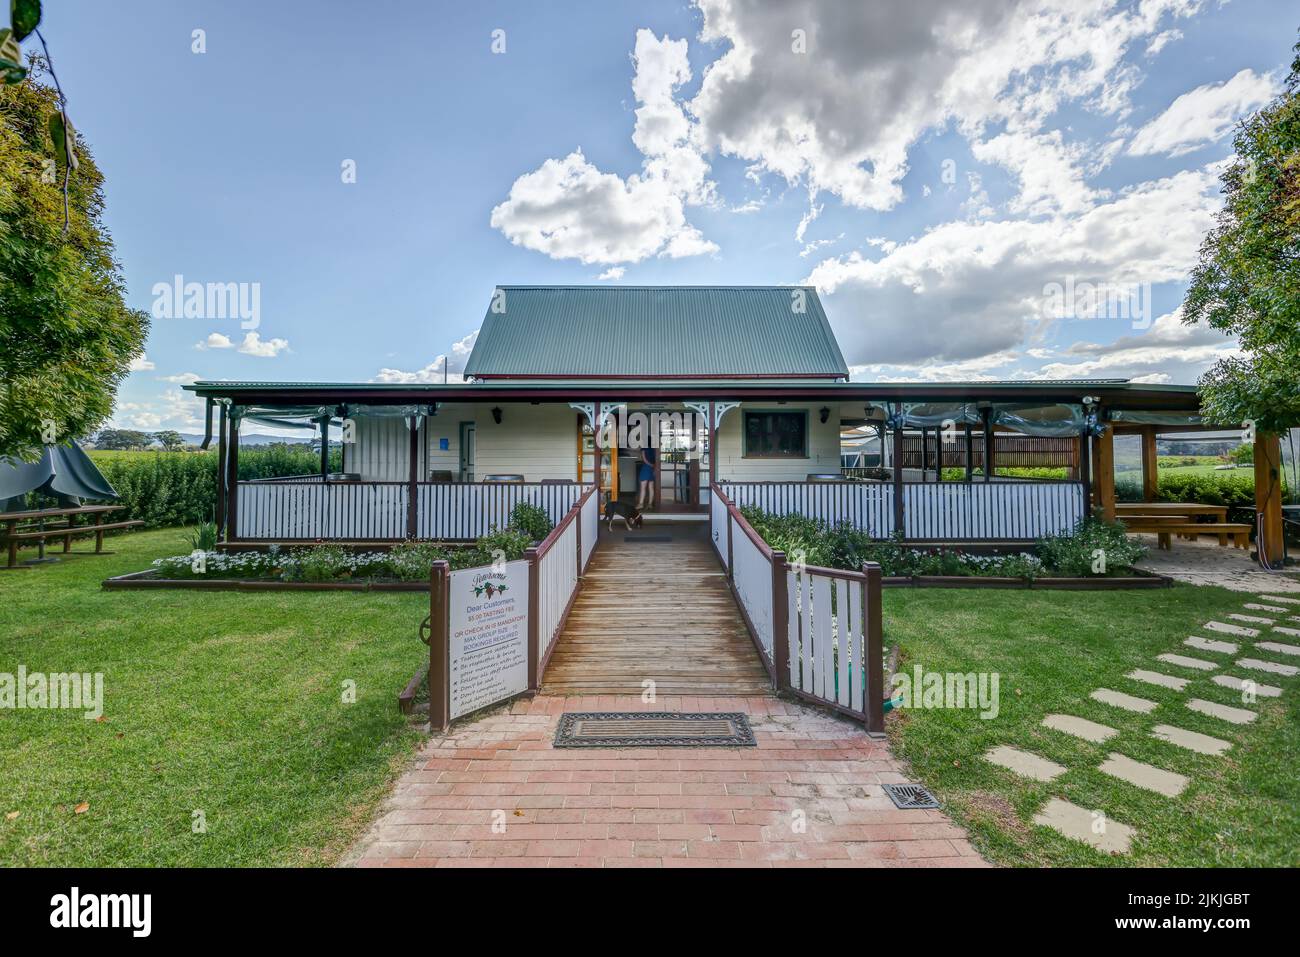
[636,444,656,510]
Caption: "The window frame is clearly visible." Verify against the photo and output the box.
[741,408,810,460]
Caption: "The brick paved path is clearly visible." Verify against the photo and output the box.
[346,694,988,868]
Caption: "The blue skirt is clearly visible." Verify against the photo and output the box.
[637,464,654,482]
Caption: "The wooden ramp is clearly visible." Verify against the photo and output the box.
[542,535,773,697]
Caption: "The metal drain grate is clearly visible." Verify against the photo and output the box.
[882,783,940,810]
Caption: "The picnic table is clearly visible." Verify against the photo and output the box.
[0,504,142,569]
[1115,502,1247,550]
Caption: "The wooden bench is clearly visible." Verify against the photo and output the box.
[1122,521,1251,550]
[0,505,143,569]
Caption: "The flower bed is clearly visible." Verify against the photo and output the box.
[104,504,546,590]
[738,506,1153,583]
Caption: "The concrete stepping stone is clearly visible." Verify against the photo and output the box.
[1212,674,1282,698]
[1269,625,1300,638]
[1186,698,1257,725]
[1156,653,1217,672]
[1228,613,1273,625]
[1243,603,1287,614]
[983,745,1066,782]
[1097,753,1188,798]
[1256,640,1300,657]
[1236,657,1299,677]
[1090,688,1157,714]
[1204,621,1258,638]
[1184,635,1238,654]
[1032,798,1133,854]
[1126,669,1188,692]
[1042,714,1118,743]
[1258,594,1300,604]
[1151,724,1232,756]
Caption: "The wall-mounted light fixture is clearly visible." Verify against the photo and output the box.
[491,406,503,424]
[819,407,831,424]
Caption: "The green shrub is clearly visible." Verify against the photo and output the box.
[460,527,533,570]
[385,540,454,581]
[186,521,218,552]
[508,502,553,542]
[1036,517,1146,577]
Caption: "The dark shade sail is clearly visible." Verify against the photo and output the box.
[0,443,119,511]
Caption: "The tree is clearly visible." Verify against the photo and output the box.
[0,60,148,461]
[94,428,152,451]
[1182,34,1300,434]
[153,430,186,452]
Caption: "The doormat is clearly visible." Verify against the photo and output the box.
[553,712,756,748]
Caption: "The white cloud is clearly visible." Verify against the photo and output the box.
[128,353,155,372]
[156,372,201,384]
[970,130,1101,216]
[195,332,233,350]
[490,30,717,265]
[596,266,625,281]
[1128,68,1278,157]
[806,165,1221,367]
[373,329,478,383]
[689,0,1200,210]
[236,332,290,358]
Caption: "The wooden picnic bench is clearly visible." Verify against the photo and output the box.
[0,505,143,569]
[1115,502,1249,550]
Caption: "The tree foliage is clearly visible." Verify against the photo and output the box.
[1182,34,1300,434]
[0,60,148,460]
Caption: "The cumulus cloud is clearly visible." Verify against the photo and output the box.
[373,329,478,383]
[805,165,1222,367]
[195,332,233,350]
[236,332,290,357]
[156,372,201,384]
[596,266,625,281]
[128,353,155,372]
[490,30,717,265]
[689,0,1200,210]
[1128,68,1278,157]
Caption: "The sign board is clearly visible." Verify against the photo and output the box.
[448,559,530,720]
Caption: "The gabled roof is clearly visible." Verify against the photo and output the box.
[462,286,850,380]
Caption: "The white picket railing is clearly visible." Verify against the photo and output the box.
[717,478,1084,541]
[718,481,895,537]
[902,481,1084,540]
[533,485,597,676]
[580,488,599,573]
[234,480,589,541]
[709,483,884,731]
[786,566,869,716]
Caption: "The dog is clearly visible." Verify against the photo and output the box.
[604,500,644,530]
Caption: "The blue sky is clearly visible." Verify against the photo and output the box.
[45,0,1294,434]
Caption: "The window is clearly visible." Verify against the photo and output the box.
[743,410,808,458]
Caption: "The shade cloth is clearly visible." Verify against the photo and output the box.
[0,443,118,511]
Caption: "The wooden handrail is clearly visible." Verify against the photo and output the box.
[711,483,775,560]
[535,484,596,559]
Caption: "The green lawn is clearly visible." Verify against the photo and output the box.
[883,586,1300,866]
[0,529,428,866]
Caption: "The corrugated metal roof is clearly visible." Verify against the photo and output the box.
[462,286,850,379]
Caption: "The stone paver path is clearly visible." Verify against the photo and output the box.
[1032,799,1133,854]
[1126,669,1188,691]
[1256,640,1300,657]
[1156,652,1217,671]
[1186,698,1257,725]
[1042,714,1117,743]
[983,745,1066,781]
[1204,621,1258,638]
[346,694,988,868]
[1212,674,1282,698]
[1097,753,1188,797]
[1150,724,1232,756]
[1184,636,1238,654]
[1237,657,1298,676]
[1090,688,1158,713]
